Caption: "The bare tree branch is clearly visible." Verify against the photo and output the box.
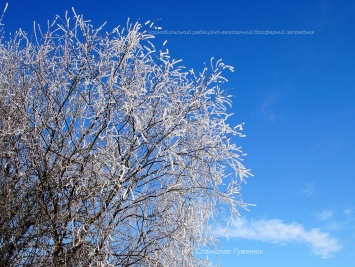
[0,9,252,267]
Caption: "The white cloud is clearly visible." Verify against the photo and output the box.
[256,93,280,122]
[325,221,343,231]
[344,208,352,215]
[298,183,315,196]
[316,210,333,221]
[218,218,341,259]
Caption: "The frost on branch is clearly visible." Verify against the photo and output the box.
[0,10,252,267]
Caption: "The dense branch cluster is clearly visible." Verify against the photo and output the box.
[0,10,251,267]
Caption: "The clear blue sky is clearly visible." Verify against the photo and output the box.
[3,0,355,266]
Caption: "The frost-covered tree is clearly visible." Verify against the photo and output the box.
[0,8,251,267]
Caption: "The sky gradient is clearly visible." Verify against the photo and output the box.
[3,0,355,266]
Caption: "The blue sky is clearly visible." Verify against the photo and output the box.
[3,0,355,266]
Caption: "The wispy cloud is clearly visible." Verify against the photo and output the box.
[316,210,333,221]
[344,208,352,215]
[298,183,315,196]
[256,93,280,122]
[218,218,341,259]
[315,208,354,231]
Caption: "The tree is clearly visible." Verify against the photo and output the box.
[0,8,251,267]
